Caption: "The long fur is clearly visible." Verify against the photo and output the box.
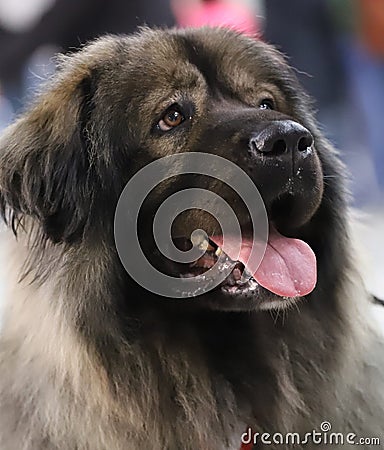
[0,28,383,450]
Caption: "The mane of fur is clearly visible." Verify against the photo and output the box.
[0,29,383,450]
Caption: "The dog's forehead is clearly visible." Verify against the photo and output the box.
[113,28,286,95]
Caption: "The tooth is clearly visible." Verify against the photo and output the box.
[191,232,209,250]
[215,247,223,256]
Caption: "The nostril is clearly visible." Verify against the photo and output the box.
[272,139,287,154]
[298,135,313,151]
[248,138,259,154]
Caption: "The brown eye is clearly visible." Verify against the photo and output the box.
[158,107,185,131]
[259,98,274,110]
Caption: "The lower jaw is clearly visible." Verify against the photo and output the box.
[220,277,260,296]
[191,281,301,312]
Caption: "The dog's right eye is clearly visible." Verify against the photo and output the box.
[259,99,274,110]
[158,107,186,131]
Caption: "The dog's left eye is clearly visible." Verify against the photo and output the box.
[259,99,274,110]
[158,107,185,131]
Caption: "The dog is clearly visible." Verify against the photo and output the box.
[0,27,383,450]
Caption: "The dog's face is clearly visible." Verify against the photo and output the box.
[0,28,347,312]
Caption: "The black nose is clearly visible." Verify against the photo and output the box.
[249,120,313,156]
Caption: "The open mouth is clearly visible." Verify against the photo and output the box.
[177,238,258,295]
[174,226,317,300]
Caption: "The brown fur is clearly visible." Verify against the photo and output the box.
[0,28,383,449]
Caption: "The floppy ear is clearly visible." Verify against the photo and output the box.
[0,54,104,243]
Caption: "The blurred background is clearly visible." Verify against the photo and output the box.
[0,0,383,306]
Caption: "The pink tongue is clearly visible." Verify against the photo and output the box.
[210,228,317,297]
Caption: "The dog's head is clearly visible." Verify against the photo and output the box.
[0,28,348,312]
